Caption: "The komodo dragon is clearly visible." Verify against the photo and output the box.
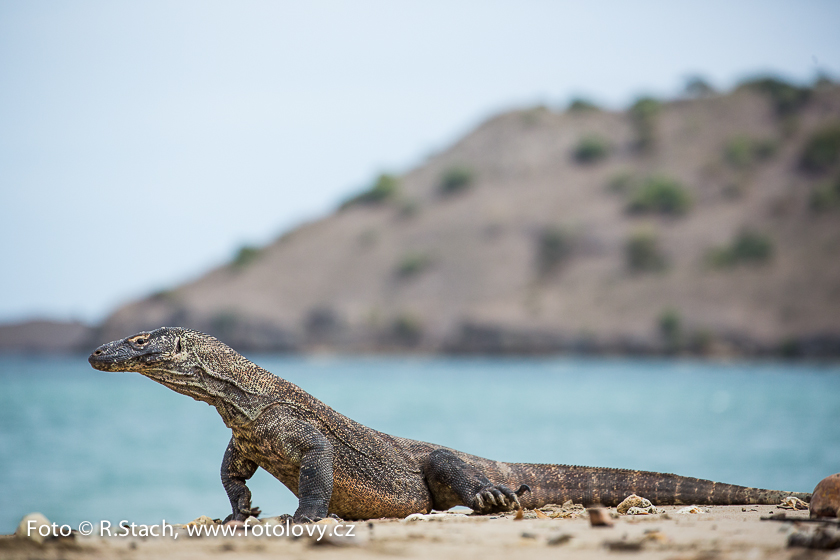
[89,327,811,522]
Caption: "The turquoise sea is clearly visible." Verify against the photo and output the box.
[1,355,838,534]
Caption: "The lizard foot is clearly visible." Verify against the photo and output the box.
[222,505,261,523]
[293,506,329,523]
[472,484,527,513]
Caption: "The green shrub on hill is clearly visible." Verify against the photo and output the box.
[810,175,840,211]
[626,177,691,216]
[723,136,778,169]
[395,252,431,278]
[658,308,682,351]
[536,227,573,275]
[341,173,399,209]
[629,97,661,153]
[631,97,661,120]
[391,313,423,345]
[568,98,600,112]
[439,166,474,195]
[231,245,261,270]
[739,76,812,116]
[707,230,774,267]
[573,135,610,164]
[799,123,840,173]
[683,76,716,98]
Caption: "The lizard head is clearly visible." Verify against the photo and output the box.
[89,327,187,372]
[89,326,214,399]
[91,327,273,410]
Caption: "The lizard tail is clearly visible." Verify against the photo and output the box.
[499,463,810,508]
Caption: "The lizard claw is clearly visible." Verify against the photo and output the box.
[223,504,261,523]
[472,484,521,513]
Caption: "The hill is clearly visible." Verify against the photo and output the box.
[97,78,840,357]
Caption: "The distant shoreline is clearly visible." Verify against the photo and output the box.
[2,319,838,360]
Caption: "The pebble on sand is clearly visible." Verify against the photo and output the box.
[616,494,654,515]
[810,473,840,518]
[15,512,51,544]
[587,507,614,527]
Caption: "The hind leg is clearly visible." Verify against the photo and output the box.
[423,449,529,513]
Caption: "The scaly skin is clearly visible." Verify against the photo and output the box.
[89,327,811,522]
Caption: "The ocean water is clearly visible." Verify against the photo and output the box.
[0,354,838,533]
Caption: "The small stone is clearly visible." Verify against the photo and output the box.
[604,539,643,551]
[674,506,707,514]
[587,507,614,527]
[626,506,659,515]
[244,516,260,526]
[261,516,288,527]
[223,519,246,534]
[547,533,573,546]
[810,473,840,518]
[15,513,51,544]
[617,494,653,514]
[187,515,216,526]
[643,530,667,542]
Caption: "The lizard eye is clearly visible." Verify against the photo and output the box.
[130,335,150,346]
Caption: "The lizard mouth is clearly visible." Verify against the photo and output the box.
[89,350,138,372]
[88,343,159,371]
[89,335,182,372]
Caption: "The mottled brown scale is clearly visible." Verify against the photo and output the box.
[89,327,812,522]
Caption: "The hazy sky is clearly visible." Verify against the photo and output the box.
[1,1,838,323]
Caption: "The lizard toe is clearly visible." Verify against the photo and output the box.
[492,488,508,507]
[482,490,498,507]
[498,485,520,509]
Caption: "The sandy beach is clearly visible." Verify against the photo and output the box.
[4,504,836,560]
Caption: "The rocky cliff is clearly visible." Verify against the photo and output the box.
[97,79,840,357]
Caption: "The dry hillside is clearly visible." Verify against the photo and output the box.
[98,79,840,357]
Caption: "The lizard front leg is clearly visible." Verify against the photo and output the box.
[221,438,260,522]
[423,449,530,514]
[292,432,334,522]
[257,413,335,523]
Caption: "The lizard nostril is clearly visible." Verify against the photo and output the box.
[93,349,102,356]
